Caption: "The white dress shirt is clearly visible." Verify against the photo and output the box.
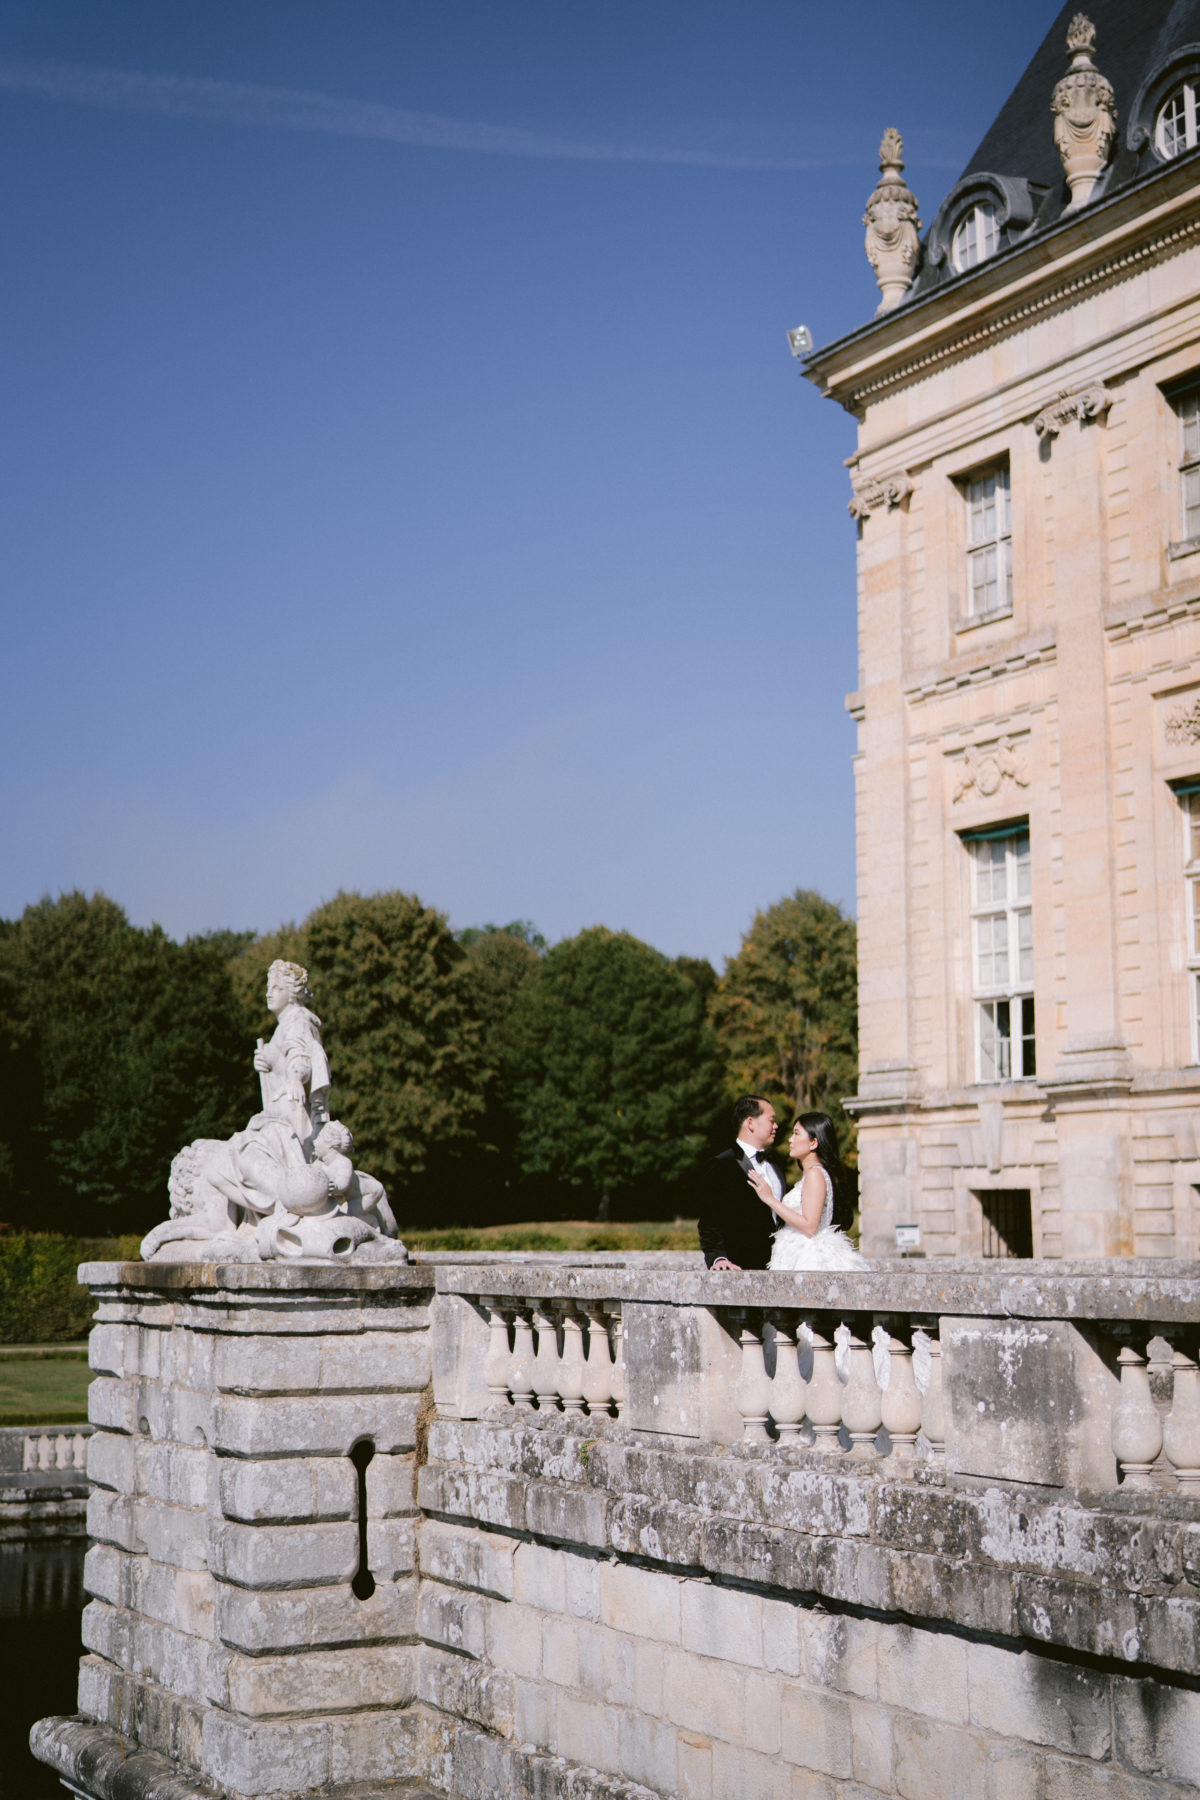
[736,1136,782,1200]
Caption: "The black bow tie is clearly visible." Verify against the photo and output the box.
[751,1151,767,1163]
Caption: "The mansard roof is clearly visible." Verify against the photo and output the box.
[905,0,1200,303]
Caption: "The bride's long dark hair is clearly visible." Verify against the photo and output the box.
[797,1111,854,1231]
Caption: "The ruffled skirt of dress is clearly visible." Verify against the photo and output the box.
[768,1225,869,1272]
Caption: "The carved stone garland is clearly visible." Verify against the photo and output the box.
[848,469,914,520]
[1052,15,1116,209]
[951,737,1032,805]
[1033,382,1112,438]
[864,129,922,314]
[1165,696,1200,746]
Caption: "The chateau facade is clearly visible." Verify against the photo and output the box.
[805,0,1200,1259]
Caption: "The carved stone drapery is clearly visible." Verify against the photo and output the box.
[1165,696,1200,745]
[951,736,1032,804]
[1032,382,1112,438]
[848,469,913,520]
[864,129,922,314]
[1052,15,1116,209]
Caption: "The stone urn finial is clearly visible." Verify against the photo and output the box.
[864,129,922,315]
[1052,13,1116,209]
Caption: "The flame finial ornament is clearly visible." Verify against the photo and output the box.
[1052,14,1116,209]
[863,130,922,314]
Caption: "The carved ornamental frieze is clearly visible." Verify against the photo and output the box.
[848,469,914,520]
[1052,15,1116,209]
[1032,382,1112,438]
[863,129,922,314]
[950,736,1032,805]
[1165,696,1200,745]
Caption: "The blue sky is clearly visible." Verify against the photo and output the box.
[1,0,1054,965]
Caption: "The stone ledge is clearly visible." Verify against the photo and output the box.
[30,1717,445,1800]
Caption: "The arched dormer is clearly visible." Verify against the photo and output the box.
[1128,43,1200,164]
[926,174,1044,278]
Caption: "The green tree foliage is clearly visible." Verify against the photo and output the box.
[0,893,255,1230]
[502,927,724,1213]
[302,891,487,1192]
[712,889,858,1138]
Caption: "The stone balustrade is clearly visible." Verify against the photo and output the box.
[434,1258,1200,1495]
[29,1254,1200,1800]
[20,1426,92,1472]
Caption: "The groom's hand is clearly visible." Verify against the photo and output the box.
[711,1257,740,1271]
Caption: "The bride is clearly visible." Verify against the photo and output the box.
[748,1111,869,1271]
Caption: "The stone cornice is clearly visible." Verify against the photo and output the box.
[1105,586,1200,642]
[805,151,1200,417]
[903,629,1057,706]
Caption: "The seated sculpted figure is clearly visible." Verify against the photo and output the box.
[139,959,406,1263]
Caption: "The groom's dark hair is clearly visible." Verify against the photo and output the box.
[732,1095,772,1134]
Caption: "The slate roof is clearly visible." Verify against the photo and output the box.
[904,0,1200,301]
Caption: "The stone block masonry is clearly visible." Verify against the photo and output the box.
[31,1259,1200,1800]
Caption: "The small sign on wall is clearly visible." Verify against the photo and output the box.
[894,1222,921,1253]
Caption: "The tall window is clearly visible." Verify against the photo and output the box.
[969,826,1035,1081]
[965,464,1013,617]
[1174,386,1200,544]
[1157,80,1200,158]
[951,200,1001,272]
[1180,788,1200,1060]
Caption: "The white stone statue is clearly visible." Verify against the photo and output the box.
[140,959,408,1264]
[864,129,922,314]
[1052,15,1116,210]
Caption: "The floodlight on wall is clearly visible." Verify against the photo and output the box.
[787,324,814,360]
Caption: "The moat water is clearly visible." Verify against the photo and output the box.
[1,1539,87,1800]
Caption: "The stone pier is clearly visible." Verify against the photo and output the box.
[32,1255,1200,1799]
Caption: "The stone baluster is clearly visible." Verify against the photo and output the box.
[37,1433,54,1471]
[606,1303,626,1418]
[732,1312,773,1443]
[1163,1345,1200,1492]
[558,1307,587,1415]
[509,1309,536,1410]
[530,1302,562,1413]
[806,1321,844,1454]
[1111,1343,1163,1489]
[481,1297,512,1408]
[580,1303,615,1416]
[915,1328,946,1463]
[73,1432,89,1469]
[879,1326,922,1461]
[769,1312,807,1439]
[841,1325,884,1459]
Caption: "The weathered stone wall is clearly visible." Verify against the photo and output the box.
[415,1413,1200,1799]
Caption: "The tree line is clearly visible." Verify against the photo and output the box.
[0,887,857,1234]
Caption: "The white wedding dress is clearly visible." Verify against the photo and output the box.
[768,1167,869,1272]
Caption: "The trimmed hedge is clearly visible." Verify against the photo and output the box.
[0,1232,141,1344]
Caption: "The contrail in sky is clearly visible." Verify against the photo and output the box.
[0,53,847,170]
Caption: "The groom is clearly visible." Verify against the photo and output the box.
[697,1095,783,1270]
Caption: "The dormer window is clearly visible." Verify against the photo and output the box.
[1156,80,1200,158]
[951,200,1001,272]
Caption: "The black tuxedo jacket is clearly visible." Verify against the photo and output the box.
[697,1146,780,1269]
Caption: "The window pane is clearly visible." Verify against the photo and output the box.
[970,546,998,613]
[1000,534,1013,608]
[994,465,1011,532]
[976,913,1009,987]
[1016,908,1034,984]
[1158,88,1190,157]
[1181,388,1200,463]
[1184,465,1200,541]
[1191,876,1200,956]
[1189,795,1200,865]
[1013,833,1031,897]
[975,839,1007,903]
[1020,996,1036,1078]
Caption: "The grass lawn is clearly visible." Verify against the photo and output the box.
[401,1219,699,1253]
[0,1352,93,1427]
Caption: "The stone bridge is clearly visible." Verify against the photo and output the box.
[30,1254,1200,1799]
